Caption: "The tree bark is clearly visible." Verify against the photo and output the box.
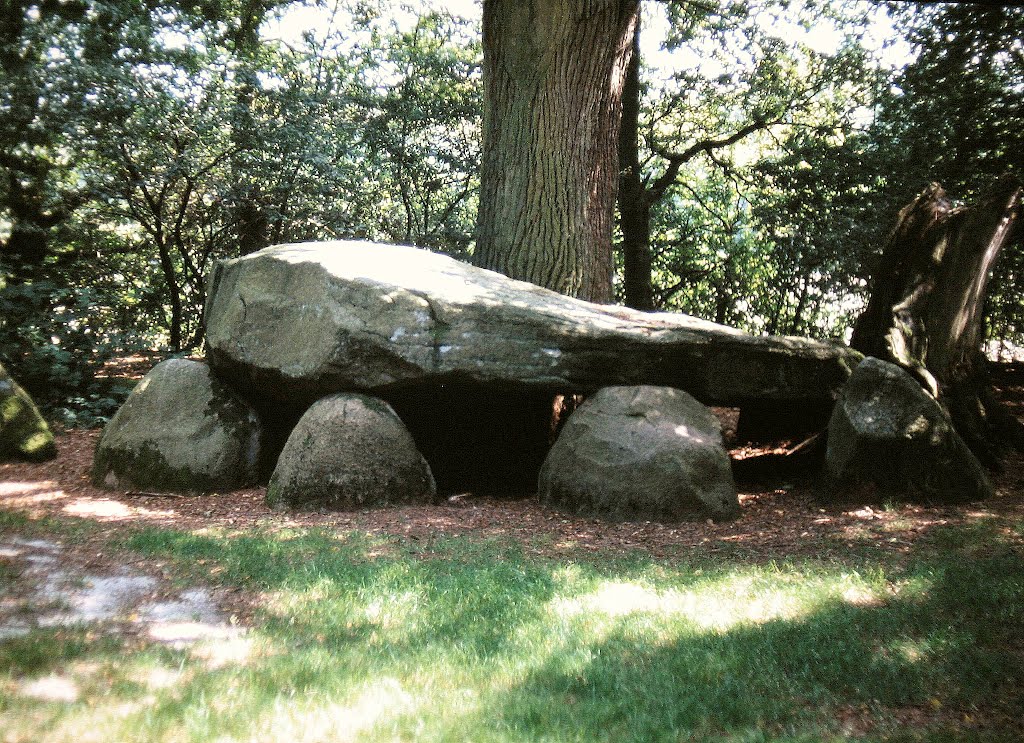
[617,17,655,311]
[850,176,1023,465]
[474,0,639,303]
[156,237,184,352]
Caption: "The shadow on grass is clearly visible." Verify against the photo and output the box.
[471,553,1024,742]
[35,526,1013,742]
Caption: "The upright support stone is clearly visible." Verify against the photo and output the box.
[93,359,263,493]
[267,393,436,510]
[824,357,993,504]
[539,386,739,522]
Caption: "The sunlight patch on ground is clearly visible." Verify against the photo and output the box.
[134,664,186,690]
[17,675,80,703]
[889,639,933,664]
[147,619,244,645]
[0,482,175,522]
[188,632,256,668]
[0,480,67,506]
[848,506,883,520]
[265,678,417,743]
[548,577,812,633]
[0,480,59,497]
[63,497,176,521]
[842,585,883,607]
[0,535,246,660]
[6,662,167,742]
[364,590,424,629]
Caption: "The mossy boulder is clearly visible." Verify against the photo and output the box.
[824,357,993,504]
[267,393,436,510]
[539,385,739,522]
[92,359,263,493]
[0,362,56,462]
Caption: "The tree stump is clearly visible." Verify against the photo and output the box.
[850,176,1023,466]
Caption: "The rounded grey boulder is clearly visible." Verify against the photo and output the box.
[539,385,739,522]
[824,357,993,503]
[267,393,436,510]
[92,359,263,493]
[0,361,56,462]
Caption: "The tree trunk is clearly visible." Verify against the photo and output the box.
[474,0,639,303]
[617,17,655,311]
[156,238,183,352]
[789,275,810,335]
[850,176,1023,466]
[3,225,50,282]
[230,11,270,256]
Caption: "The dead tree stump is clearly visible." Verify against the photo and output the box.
[850,176,1023,467]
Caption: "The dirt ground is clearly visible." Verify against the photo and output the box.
[2,416,1023,566]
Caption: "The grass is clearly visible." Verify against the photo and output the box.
[1,518,1022,742]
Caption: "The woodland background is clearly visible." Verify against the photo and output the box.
[2,0,1021,425]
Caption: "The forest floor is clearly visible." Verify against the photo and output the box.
[1,363,1022,741]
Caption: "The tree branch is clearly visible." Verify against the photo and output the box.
[646,116,771,204]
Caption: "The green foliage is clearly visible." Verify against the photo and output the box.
[0,281,138,426]
[871,3,1024,353]
[749,131,884,337]
[74,0,481,350]
[3,0,481,368]
[877,4,1024,200]
[2,0,1023,415]
[618,0,884,337]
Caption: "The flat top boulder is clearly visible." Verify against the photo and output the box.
[205,241,861,408]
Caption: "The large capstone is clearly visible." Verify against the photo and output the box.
[267,393,436,510]
[205,241,861,410]
[0,362,56,462]
[824,357,993,503]
[539,386,739,522]
[92,359,263,493]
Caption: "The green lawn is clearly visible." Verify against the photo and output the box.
[1,510,1022,742]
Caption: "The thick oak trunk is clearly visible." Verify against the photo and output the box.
[474,0,639,303]
[850,176,1023,465]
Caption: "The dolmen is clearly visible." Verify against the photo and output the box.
[94,241,865,521]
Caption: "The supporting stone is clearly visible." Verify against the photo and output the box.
[92,359,263,493]
[0,361,56,462]
[823,357,993,504]
[267,393,436,510]
[539,385,739,522]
